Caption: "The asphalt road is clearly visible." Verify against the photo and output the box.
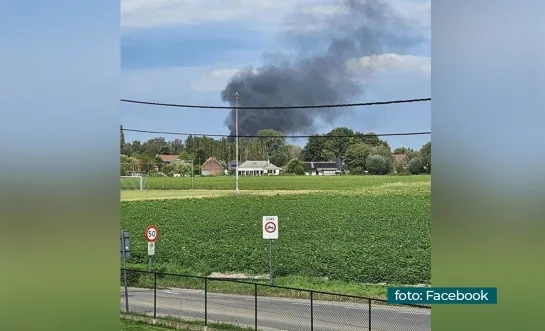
[121,287,430,331]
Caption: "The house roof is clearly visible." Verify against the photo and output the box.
[264,163,282,170]
[201,157,223,169]
[304,161,339,171]
[158,155,179,162]
[393,154,406,161]
[239,160,280,170]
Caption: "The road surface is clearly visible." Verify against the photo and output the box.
[120,287,430,331]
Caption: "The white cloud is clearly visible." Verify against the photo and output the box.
[186,52,430,94]
[121,0,430,34]
[347,53,431,79]
[121,0,318,29]
[192,68,241,92]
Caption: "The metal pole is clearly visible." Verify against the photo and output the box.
[121,231,129,313]
[269,240,273,285]
[254,283,258,331]
[368,299,372,331]
[310,291,314,331]
[153,272,157,319]
[204,278,208,326]
[148,255,152,276]
[235,92,239,194]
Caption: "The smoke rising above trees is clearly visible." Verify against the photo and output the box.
[221,0,425,137]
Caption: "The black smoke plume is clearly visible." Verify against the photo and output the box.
[220,0,424,138]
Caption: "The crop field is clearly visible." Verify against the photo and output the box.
[120,174,429,191]
[121,177,431,286]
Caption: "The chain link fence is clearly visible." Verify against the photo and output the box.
[120,269,430,331]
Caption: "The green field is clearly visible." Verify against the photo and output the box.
[121,175,431,298]
[121,174,429,191]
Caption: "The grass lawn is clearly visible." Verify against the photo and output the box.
[121,319,181,331]
[121,174,430,191]
[121,314,256,331]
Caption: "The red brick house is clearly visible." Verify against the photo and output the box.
[201,157,224,176]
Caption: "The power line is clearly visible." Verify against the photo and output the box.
[122,128,431,138]
[120,97,431,110]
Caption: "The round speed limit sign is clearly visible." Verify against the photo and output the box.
[145,225,158,242]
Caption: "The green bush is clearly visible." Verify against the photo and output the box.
[120,269,142,287]
[366,154,389,175]
[408,157,426,174]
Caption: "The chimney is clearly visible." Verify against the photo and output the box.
[267,159,270,165]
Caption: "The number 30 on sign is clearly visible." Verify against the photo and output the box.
[145,225,158,242]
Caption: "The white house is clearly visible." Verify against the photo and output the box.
[303,158,345,176]
[237,160,282,176]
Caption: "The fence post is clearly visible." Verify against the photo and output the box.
[153,272,157,320]
[204,277,208,327]
[368,299,372,331]
[254,283,258,331]
[310,291,314,331]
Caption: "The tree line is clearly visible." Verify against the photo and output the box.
[120,125,431,176]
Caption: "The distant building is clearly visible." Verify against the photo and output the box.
[157,155,179,165]
[392,154,407,173]
[237,160,282,176]
[201,157,224,176]
[226,160,239,171]
[304,157,345,176]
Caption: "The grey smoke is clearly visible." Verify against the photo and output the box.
[221,0,424,137]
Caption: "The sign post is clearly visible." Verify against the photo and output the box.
[145,225,158,275]
[120,230,131,312]
[262,216,278,285]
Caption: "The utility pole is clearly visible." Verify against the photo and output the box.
[235,92,240,194]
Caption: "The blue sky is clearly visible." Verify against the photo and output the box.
[120,0,431,150]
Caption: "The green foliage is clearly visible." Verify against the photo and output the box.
[350,132,387,148]
[408,157,426,175]
[419,141,431,173]
[302,135,327,161]
[393,147,409,154]
[120,269,141,287]
[323,127,355,157]
[344,143,373,171]
[257,129,286,157]
[178,151,193,161]
[371,145,393,172]
[366,155,389,175]
[121,182,431,285]
[120,125,125,149]
[195,148,207,165]
[170,159,192,176]
[285,159,306,175]
[269,152,289,167]
[348,166,365,175]
[122,128,414,178]
[121,154,140,175]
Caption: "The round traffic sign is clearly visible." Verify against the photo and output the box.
[264,221,276,233]
[145,225,158,242]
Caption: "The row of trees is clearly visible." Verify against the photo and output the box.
[120,125,431,176]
